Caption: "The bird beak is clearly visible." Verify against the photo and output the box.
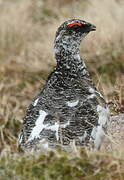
[90,24,96,31]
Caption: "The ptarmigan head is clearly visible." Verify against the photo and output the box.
[54,19,96,56]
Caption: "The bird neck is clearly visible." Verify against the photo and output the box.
[54,36,80,59]
[54,36,87,76]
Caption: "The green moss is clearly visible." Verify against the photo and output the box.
[0,150,124,180]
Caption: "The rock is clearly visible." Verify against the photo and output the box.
[102,114,124,151]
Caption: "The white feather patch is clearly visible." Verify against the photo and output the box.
[91,105,109,149]
[89,88,95,94]
[28,110,48,141]
[28,110,60,142]
[61,121,70,128]
[90,126,97,140]
[87,94,96,99]
[42,142,49,149]
[33,98,39,106]
[97,105,109,125]
[66,100,79,107]
[74,54,80,60]
[39,139,50,150]
[79,131,87,142]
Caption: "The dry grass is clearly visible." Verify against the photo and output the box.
[1,149,124,180]
[0,0,124,179]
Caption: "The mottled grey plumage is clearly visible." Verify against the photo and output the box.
[18,19,110,151]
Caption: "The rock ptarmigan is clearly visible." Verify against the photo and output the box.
[18,19,110,152]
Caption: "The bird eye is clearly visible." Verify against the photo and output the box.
[68,22,82,28]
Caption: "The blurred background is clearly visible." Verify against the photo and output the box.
[0,0,124,153]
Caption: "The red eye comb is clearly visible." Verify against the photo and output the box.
[68,22,82,27]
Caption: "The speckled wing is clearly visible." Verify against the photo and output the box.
[18,76,110,151]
